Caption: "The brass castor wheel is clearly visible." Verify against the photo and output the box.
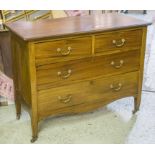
[31,136,38,143]
[132,108,139,114]
[16,114,21,120]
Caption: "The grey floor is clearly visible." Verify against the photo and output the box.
[0,11,155,144]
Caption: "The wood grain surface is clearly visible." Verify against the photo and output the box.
[5,13,151,41]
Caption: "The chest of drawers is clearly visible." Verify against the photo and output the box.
[5,13,150,142]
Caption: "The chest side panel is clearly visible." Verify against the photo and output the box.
[11,34,31,105]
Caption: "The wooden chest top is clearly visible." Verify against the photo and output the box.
[5,13,151,41]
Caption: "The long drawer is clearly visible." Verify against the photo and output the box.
[95,28,142,54]
[38,72,138,118]
[36,50,140,90]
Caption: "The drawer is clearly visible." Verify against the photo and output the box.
[36,50,140,90]
[38,72,138,117]
[95,29,142,54]
[34,36,92,64]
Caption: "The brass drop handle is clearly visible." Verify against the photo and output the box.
[57,46,72,56]
[111,60,124,69]
[57,69,72,79]
[112,38,126,47]
[110,83,122,91]
[58,95,72,104]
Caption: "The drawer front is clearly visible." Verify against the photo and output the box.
[36,50,140,90]
[38,72,138,117]
[35,36,92,64]
[95,29,142,54]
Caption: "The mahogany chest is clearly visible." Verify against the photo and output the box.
[5,13,150,142]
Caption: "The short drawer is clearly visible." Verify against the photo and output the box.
[38,72,138,117]
[36,50,140,90]
[95,29,142,54]
[34,36,92,64]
